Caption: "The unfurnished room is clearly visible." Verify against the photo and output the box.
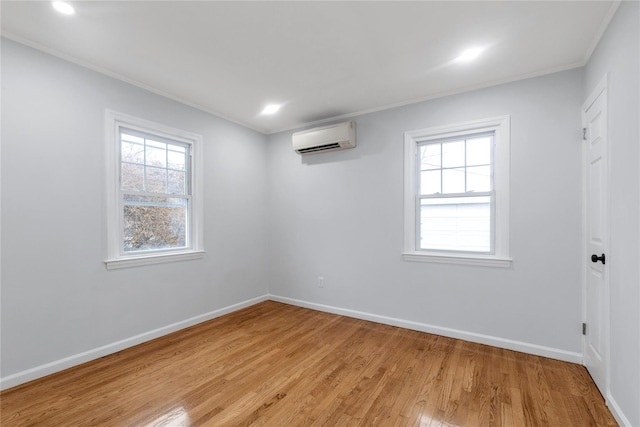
[1,1,639,426]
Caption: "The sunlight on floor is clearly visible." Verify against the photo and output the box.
[145,406,190,427]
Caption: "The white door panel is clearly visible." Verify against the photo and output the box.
[583,82,608,397]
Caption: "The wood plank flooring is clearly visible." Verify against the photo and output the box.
[1,301,617,426]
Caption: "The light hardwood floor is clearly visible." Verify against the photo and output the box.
[1,301,617,426]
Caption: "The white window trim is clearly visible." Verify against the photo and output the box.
[403,116,512,267]
[105,110,204,269]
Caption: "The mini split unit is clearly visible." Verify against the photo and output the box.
[292,121,356,155]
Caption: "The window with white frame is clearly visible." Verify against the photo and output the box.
[403,116,511,267]
[105,111,204,269]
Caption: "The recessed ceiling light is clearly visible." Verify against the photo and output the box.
[261,104,281,115]
[52,1,75,15]
[455,47,484,63]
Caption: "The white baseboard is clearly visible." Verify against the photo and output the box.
[0,294,269,391]
[607,392,634,427]
[269,294,583,364]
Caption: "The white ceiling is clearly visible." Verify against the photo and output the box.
[2,1,618,134]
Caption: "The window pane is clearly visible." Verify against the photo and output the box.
[442,140,465,168]
[442,168,465,194]
[121,133,144,144]
[146,167,167,193]
[420,144,441,170]
[168,149,186,171]
[123,195,188,252]
[420,196,491,252]
[146,144,166,167]
[420,170,441,195]
[121,141,144,164]
[466,166,491,192]
[167,170,186,195]
[121,163,144,191]
[146,139,166,149]
[466,137,491,166]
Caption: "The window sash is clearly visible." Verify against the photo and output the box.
[120,192,192,254]
[117,128,194,256]
[415,132,495,254]
[417,133,494,196]
[119,128,192,197]
[415,193,495,254]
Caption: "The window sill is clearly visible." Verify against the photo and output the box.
[402,252,512,268]
[105,250,205,270]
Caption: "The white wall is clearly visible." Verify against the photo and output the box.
[0,39,269,385]
[583,2,640,425]
[267,69,584,361]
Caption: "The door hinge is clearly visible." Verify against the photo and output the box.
[582,323,587,335]
[582,127,587,141]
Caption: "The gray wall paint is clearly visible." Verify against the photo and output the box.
[267,69,584,354]
[1,39,269,377]
[584,1,640,425]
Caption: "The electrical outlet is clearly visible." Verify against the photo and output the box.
[318,276,324,288]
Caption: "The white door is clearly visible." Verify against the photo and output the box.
[583,80,608,396]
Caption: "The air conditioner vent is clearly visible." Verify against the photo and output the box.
[297,142,342,154]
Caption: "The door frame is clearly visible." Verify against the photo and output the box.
[581,73,610,400]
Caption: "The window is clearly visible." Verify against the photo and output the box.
[105,111,204,269]
[403,116,511,267]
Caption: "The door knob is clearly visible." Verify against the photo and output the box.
[591,253,606,265]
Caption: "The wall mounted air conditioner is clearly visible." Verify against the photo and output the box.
[292,121,356,155]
